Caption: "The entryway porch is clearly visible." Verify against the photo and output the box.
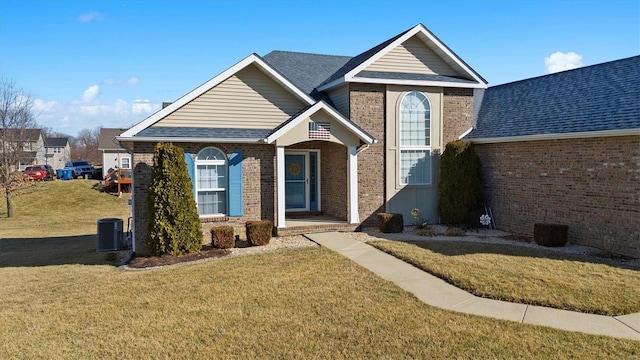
[275,213,360,236]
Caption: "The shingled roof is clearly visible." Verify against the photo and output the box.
[46,137,69,147]
[262,51,351,96]
[467,56,640,141]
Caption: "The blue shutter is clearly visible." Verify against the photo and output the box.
[184,152,196,198]
[228,149,243,216]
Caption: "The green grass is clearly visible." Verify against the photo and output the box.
[0,180,638,358]
[0,179,130,238]
[368,239,640,316]
[1,248,638,359]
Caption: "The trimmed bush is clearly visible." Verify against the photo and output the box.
[438,140,485,228]
[246,220,272,246]
[534,223,568,247]
[445,227,466,237]
[146,142,203,256]
[211,226,235,249]
[377,213,403,233]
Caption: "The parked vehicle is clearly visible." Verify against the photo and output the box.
[23,165,54,181]
[64,160,99,179]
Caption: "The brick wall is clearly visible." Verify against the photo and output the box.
[349,84,387,227]
[132,142,275,255]
[443,88,474,146]
[475,135,640,257]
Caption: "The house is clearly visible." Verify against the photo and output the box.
[465,56,640,257]
[98,128,131,178]
[118,24,487,254]
[1,128,46,170]
[44,137,71,170]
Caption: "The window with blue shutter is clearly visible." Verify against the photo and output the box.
[228,149,243,216]
[184,152,196,198]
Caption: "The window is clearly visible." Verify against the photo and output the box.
[399,91,431,185]
[120,157,131,169]
[195,147,227,216]
[53,147,61,154]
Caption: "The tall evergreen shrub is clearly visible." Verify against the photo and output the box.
[146,142,203,256]
[438,140,485,228]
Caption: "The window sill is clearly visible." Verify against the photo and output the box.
[200,216,229,223]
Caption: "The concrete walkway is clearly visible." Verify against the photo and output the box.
[305,232,640,341]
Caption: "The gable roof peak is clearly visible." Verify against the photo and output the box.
[317,23,487,91]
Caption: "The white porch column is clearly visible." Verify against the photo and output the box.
[347,146,359,224]
[276,146,286,228]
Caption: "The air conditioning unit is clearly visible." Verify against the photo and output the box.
[97,218,124,252]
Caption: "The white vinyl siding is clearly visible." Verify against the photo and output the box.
[366,36,458,76]
[327,85,349,116]
[156,64,307,128]
[195,147,227,216]
[399,91,431,185]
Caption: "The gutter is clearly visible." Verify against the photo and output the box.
[467,128,640,144]
[115,136,265,144]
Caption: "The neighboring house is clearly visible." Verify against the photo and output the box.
[44,137,71,170]
[118,24,487,254]
[465,56,640,257]
[98,128,131,178]
[1,128,46,170]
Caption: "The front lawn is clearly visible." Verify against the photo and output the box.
[368,239,640,316]
[1,247,637,359]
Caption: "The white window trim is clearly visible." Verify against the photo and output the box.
[399,91,432,186]
[195,147,228,217]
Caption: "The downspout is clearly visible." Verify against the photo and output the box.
[117,140,136,255]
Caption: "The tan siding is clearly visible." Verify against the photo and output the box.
[326,85,349,116]
[156,64,307,128]
[365,36,458,76]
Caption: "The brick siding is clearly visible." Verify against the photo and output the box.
[132,142,276,255]
[475,135,640,257]
[443,88,474,146]
[349,84,387,227]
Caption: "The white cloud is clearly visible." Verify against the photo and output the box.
[81,85,100,103]
[104,77,140,86]
[32,99,58,114]
[33,88,160,136]
[132,99,155,114]
[78,12,102,22]
[545,52,584,74]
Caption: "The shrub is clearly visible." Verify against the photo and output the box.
[416,227,436,237]
[146,143,203,256]
[377,213,403,233]
[445,227,466,237]
[211,226,235,249]
[438,140,485,228]
[246,220,272,246]
[534,223,568,247]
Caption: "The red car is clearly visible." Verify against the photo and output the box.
[23,165,54,181]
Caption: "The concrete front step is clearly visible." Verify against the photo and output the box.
[276,223,359,237]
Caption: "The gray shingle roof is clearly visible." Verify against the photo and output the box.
[98,128,128,150]
[356,70,478,84]
[262,51,351,96]
[467,56,640,139]
[137,127,271,139]
[46,137,69,147]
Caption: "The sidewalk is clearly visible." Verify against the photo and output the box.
[305,232,640,341]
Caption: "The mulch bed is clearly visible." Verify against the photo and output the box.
[501,234,534,243]
[127,244,231,268]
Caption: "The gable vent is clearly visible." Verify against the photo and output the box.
[309,121,331,140]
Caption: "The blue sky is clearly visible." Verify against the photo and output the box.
[1,0,638,136]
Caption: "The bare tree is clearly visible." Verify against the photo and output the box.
[0,78,36,217]
[70,127,101,165]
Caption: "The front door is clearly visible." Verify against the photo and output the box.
[285,153,308,211]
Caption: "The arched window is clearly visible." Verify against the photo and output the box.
[399,91,431,185]
[195,147,227,216]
